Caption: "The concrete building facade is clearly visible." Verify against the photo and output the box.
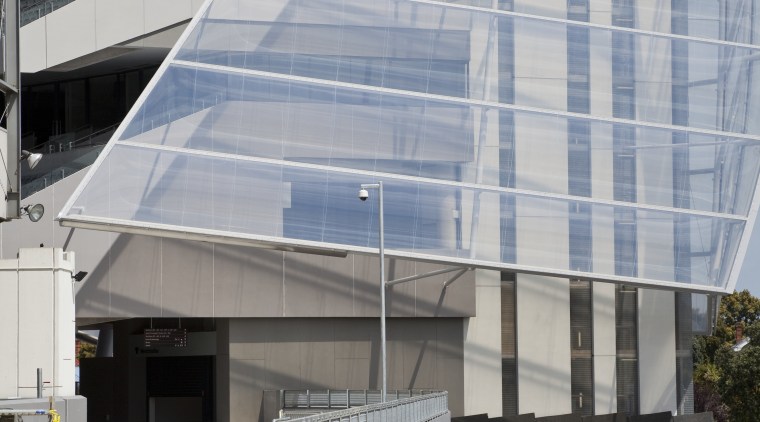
[5,0,760,421]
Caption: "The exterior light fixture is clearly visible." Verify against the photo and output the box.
[358,181,387,402]
[20,150,43,170]
[21,204,45,222]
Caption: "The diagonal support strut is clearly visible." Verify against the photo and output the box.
[386,266,474,287]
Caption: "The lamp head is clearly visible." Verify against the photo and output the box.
[20,150,43,170]
[22,204,45,222]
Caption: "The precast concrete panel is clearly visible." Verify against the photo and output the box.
[0,257,19,398]
[638,289,678,414]
[0,249,75,398]
[463,269,502,417]
[517,275,572,417]
[18,250,57,395]
[593,283,617,414]
[143,0,194,35]
[19,18,47,74]
[44,0,96,68]
[95,0,146,50]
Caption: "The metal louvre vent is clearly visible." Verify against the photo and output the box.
[616,285,639,415]
[675,292,694,415]
[501,274,518,416]
[570,280,593,416]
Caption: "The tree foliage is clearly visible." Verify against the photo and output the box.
[78,342,96,360]
[714,290,760,344]
[694,290,760,421]
[715,331,760,422]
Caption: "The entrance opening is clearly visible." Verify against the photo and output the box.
[147,356,215,422]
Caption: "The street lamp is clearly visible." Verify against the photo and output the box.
[359,181,387,402]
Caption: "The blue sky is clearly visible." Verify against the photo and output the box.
[736,218,760,297]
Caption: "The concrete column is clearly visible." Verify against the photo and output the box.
[592,283,617,414]
[638,289,677,414]
[463,270,503,417]
[511,4,571,415]
[0,248,76,398]
[462,10,502,416]
[516,276,571,417]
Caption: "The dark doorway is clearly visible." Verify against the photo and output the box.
[146,356,215,422]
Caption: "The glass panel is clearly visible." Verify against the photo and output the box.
[445,0,760,46]
[691,294,711,334]
[177,0,760,137]
[119,65,760,217]
[65,144,744,288]
[61,0,760,294]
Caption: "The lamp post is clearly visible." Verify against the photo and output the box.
[358,181,386,402]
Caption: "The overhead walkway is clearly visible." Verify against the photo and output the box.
[20,0,203,73]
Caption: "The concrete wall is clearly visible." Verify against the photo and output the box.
[21,0,205,73]
[1,170,475,320]
[87,318,463,422]
[227,318,464,421]
[0,248,76,398]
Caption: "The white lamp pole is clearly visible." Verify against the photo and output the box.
[359,181,386,402]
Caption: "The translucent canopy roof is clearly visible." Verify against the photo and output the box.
[59,0,760,294]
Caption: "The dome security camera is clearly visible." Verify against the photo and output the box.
[359,189,369,201]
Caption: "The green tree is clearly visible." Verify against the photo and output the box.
[714,290,760,344]
[693,290,760,421]
[715,321,760,422]
[78,342,96,360]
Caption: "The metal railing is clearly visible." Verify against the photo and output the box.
[0,409,58,421]
[21,0,77,26]
[20,122,118,198]
[275,392,448,422]
[29,121,119,155]
[282,390,442,410]
[20,144,105,198]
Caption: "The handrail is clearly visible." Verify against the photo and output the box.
[0,408,60,421]
[275,392,448,422]
[281,389,442,410]
[20,143,106,199]
[29,122,120,154]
